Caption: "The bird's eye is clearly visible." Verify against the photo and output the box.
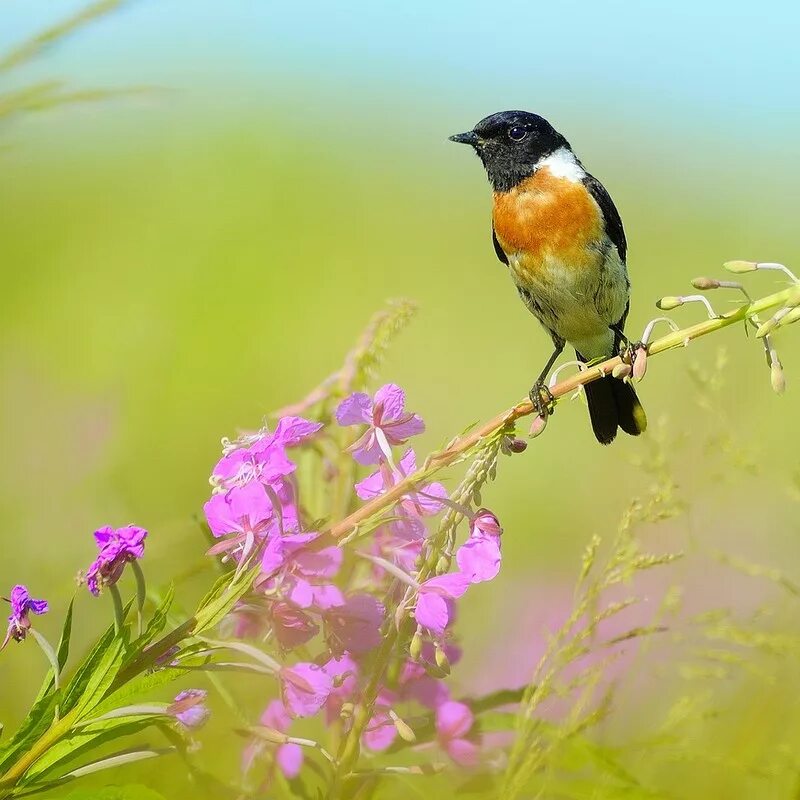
[508,126,528,142]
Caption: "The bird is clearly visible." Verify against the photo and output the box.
[449,110,647,445]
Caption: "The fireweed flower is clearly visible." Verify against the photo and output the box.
[414,572,470,638]
[204,481,279,563]
[323,593,385,656]
[258,531,343,609]
[213,416,322,490]
[85,525,147,596]
[356,448,448,568]
[336,384,425,465]
[456,509,503,584]
[2,585,48,648]
[169,689,210,729]
[362,690,399,752]
[280,661,333,718]
[436,701,479,766]
[322,653,359,724]
[257,700,304,779]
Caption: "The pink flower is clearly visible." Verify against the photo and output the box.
[414,572,470,637]
[169,689,210,729]
[280,662,333,718]
[436,701,479,766]
[456,509,503,584]
[362,691,398,752]
[336,384,424,465]
[269,601,320,650]
[322,654,358,724]
[262,700,303,779]
[258,532,344,609]
[214,416,322,490]
[85,525,147,596]
[324,594,385,655]
[2,585,48,648]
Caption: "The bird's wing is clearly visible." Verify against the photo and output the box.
[583,173,627,263]
[492,225,509,265]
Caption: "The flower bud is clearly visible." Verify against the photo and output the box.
[250,726,288,744]
[436,555,451,574]
[778,307,800,328]
[529,414,547,438]
[390,711,417,742]
[723,260,758,274]
[435,644,451,674]
[612,363,632,380]
[632,346,648,381]
[771,360,786,395]
[409,630,423,661]
[507,436,528,453]
[691,277,721,290]
[656,296,684,311]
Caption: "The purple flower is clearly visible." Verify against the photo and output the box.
[456,509,503,584]
[204,482,279,563]
[85,525,147,596]
[258,531,343,609]
[414,572,470,637]
[169,689,210,729]
[261,700,304,779]
[436,701,479,766]
[269,601,320,650]
[2,585,48,648]
[280,662,333,718]
[214,416,322,491]
[322,654,358,724]
[336,384,425,465]
[324,593,385,655]
[362,690,398,752]
[356,449,447,534]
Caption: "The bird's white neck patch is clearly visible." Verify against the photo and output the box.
[537,147,584,183]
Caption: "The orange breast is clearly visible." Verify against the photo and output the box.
[492,168,603,277]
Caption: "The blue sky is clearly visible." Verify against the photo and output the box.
[2,0,798,142]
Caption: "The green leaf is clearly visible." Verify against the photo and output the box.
[0,690,59,773]
[20,718,164,785]
[72,635,127,719]
[193,565,260,635]
[53,781,167,799]
[125,585,174,660]
[90,666,188,719]
[61,601,133,716]
[34,598,75,702]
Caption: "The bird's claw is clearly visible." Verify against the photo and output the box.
[529,380,555,419]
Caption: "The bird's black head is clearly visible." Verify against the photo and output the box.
[449,110,571,192]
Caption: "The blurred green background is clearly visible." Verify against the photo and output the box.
[1,1,800,797]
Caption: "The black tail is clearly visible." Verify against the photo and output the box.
[578,352,647,445]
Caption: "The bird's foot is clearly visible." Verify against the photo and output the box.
[529,380,556,420]
[619,340,649,381]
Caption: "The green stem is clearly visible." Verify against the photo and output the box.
[108,584,125,636]
[130,560,146,637]
[324,285,796,545]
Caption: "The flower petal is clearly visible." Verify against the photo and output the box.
[373,384,406,423]
[436,700,474,739]
[456,536,501,583]
[335,393,373,426]
[414,591,449,636]
[281,662,333,718]
[276,743,304,778]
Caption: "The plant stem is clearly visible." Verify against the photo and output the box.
[131,561,146,638]
[324,285,795,544]
[108,584,125,636]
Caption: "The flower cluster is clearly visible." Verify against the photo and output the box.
[207,384,502,782]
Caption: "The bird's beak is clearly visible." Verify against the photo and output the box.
[448,130,479,147]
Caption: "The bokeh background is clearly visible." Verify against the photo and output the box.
[2,1,800,797]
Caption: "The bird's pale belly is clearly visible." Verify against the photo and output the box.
[508,248,629,359]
